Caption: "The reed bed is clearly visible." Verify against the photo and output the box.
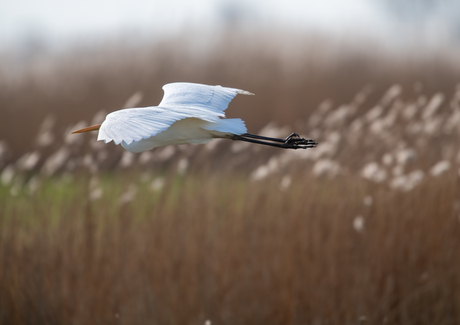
[1,32,460,324]
[1,171,460,325]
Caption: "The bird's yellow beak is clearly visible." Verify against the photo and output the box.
[72,124,101,134]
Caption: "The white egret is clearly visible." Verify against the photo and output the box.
[72,82,317,152]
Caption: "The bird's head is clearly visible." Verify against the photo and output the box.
[72,124,101,134]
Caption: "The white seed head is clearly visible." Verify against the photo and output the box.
[382,153,393,166]
[312,159,341,178]
[250,165,270,181]
[390,170,424,192]
[402,103,417,120]
[1,164,15,185]
[361,162,387,183]
[89,187,103,201]
[363,196,373,206]
[279,175,292,191]
[366,105,384,122]
[41,147,70,176]
[139,151,154,165]
[177,158,189,175]
[430,160,451,177]
[353,216,365,233]
[119,185,137,204]
[381,84,402,106]
[153,146,175,162]
[150,177,165,192]
[36,130,55,147]
[16,151,40,171]
[422,93,445,120]
[119,151,135,168]
[395,148,417,165]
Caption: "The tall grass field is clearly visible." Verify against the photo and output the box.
[1,33,460,324]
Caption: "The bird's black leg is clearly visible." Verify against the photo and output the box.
[240,133,286,143]
[232,133,317,149]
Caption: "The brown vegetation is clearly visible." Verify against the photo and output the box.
[1,172,460,324]
[1,32,460,324]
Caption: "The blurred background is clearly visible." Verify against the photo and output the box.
[1,0,460,160]
[1,1,460,324]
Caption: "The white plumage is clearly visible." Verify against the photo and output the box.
[72,82,317,151]
[97,82,251,153]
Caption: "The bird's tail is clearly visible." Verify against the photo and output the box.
[201,118,247,136]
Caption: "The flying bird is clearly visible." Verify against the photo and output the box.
[72,82,317,152]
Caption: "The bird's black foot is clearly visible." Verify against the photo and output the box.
[283,133,318,149]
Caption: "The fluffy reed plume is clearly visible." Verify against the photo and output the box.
[35,115,55,147]
[15,151,40,171]
[353,215,365,233]
[0,164,14,185]
[88,176,103,201]
[362,162,387,183]
[430,160,451,177]
[279,175,291,191]
[177,158,189,175]
[119,151,136,169]
[312,159,341,178]
[150,177,165,192]
[40,147,70,176]
[119,184,137,204]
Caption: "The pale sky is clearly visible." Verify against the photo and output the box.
[0,0,457,52]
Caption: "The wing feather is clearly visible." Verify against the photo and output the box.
[159,82,253,116]
[98,83,253,145]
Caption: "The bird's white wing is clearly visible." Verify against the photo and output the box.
[159,82,253,120]
[98,107,185,145]
[98,83,253,145]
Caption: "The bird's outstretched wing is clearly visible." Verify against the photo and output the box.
[98,83,253,145]
[98,107,183,145]
[159,82,253,117]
